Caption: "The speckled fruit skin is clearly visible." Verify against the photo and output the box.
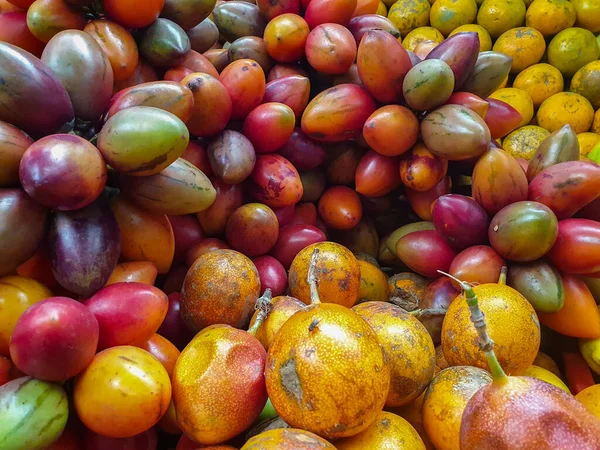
[353,302,436,407]
[422,366,492,450]
[251,154,304,208]
[173,325,267,445]
[225,203,279,257]
[181,249,260,333]
[288,242,360,308]
[442,284,541,375]
[265,303,390,439]
[460,377,600,449]
[241,428,336,449]
[248,295,304,350]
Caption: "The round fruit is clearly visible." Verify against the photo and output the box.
[570,61,600,109]
[525,0,576,37]
[576,385,600,420]
[318,185,362,230]
[181,249,260,332]
[403,60,455,111]
[225,203,279,257]
[502,125,550,160]
[523,365,570,393]
[241,428,336,449]
[449,24,492,51]
[571,0,600,33]
[402,26,444,52]
[512,63,564,108]
[289,242,360,307]
[492,27,545,74]
[547,27,600,77]
[429,0,477,36]
[363,105,419,157]
[74,346,171,438]
[387,0,430,37]
[305,23,356,75]
[442,283,541,375]
[248,295,304,350]
[537,92,594,133]
[476,0,526,39]
[353,301,436,407]
[264,13,309,63]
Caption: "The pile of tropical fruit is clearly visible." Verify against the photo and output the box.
[0,0,599,448]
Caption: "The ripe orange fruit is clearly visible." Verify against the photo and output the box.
[477,0,526,39]
[570,60,600,109]
[492,27,546,74]
[489,88,534,128]
[248,295,304,350]
[357,260,390,302]
[429,0,477,36]
[513,63,564,107]
[571,0,600,33]
[502,125,550,159]
[402,27,444,52]
[449,24,492,51]
[441,283,541,375]
[525,0,576,37]
[576,384,600,420]
[241,428,336,449]
[387,0,431,36]
[537,92,595,133]
[547,27,600,77]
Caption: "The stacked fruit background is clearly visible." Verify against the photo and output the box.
[0,0,599,448]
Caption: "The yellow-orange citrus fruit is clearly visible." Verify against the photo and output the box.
[513,63,564,107]
[402,26,445,51]
[547,27,600,77]
[489,88,534,127]
[576,384,600,420]
[357,260,391,303]
[523,365,570,393]
[570,60,600,109]
[449,24,492,51]
[533,351,561,377]
[578,132,600,157]
[388,0,431,37]
[492,27,546,74]
[477,0,526,39]
[502,125,551,159]
[537,92,595,133]
[525,0,576,37]
[429,0,477,36]
[571,0,600,33]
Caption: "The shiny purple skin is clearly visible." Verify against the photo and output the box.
[269,223,327,268]
[48,201,121,297]
[253,255,287,296]
[0,188,48,276]
[407,50,422,66]
[157,292,194,350]
[9,297,99,382]
[347,14,401,45]
[432,194,490,251]
[41,30,114,121]
[0,43,74,138]
[277,128,327,171]
[420,277,459,345]
[426,32,480,90]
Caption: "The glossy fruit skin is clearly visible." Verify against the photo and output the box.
[399,143,448,192]
[0,377,68,450]
[462,51,513,99]
[363,105,419,157]
[472,146,528,215]
[527,124,579,182]
[84,19,139,81]
[107,81,194,123]
[432,194,489,251]
[212,1,266,42]
[318,185,363,230]
[197,178,244,236]
[20,134,106,211]
[186,18,218,54]
[421,104,490,161]
[0,121,33,188]
[257,0,300,20]
[138,333,180,379]
[354,302,436,407]
[508,260,564,313]
[42,30,114,121]
[266,302,389,439]
[85,282,168,349]
[489,201,558,262]
[207,131,256,185]
[181,249,260,332]
[406,175,452,221]
[420,277,460,345]
[242,428,336,449]
[396,230,457,278]
[357,30,412,104]
[403,60,455,111]
[270,224,327,268]
[442,283,540,375]
[301,84,376,142]
[158,293,193,350]
[226,203,279,257]
[139,18,191,68]
[385,221,437,256]
[105,261,158,286]
[445,91,489,118]
[0,276,52,356]
[121,158,216,216]
[277,129,326,171]
[26,0,86,44]
[528,161,600,220]
[111,197,175,274]
[304,0,356,28]
[0,189,48,276]
[0,11,45,57]
[186,238,231,266]
[183,73,232,138]
[113,59,159,93]
[263,76,311,120]
[0,42,74,138]
[326,142,363,185]
[264,13,309,63]
[288,242,360,307]
[173,325,267,445]
[253,256,287,296]
[426,32,479,88]
[251,154,303,208]
[75,346,171,438]
[220,59,266,120]
[98,106,189,176]
[162,0,215,30]
[547,218,600,275]
[228,36,274,74]
[460,377,600,449]
[83,428,158,450]
[181,140,212,176]
[347,14,400,44]
[243,102,295,153]
[449,245,505,288]
[9,297,98,382]
[168,215,204,263]
[48,201,120,297]
[104,0,163,28]
[305,23,356,75]
[484,97,522,139]
[355,151,401,197]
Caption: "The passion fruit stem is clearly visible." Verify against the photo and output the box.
[437,270,508,381]
[409,308,448,318]
[498,266,508,285]
[248,288,273,337]
[307,248,322,305]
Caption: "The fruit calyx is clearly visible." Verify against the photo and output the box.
[248,288,273,336]
[438,269,508,382]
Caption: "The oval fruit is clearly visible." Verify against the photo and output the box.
[526,124,579,181]
[396,230,457,278]
[547,219,600,275]
[250,154,303,208]
[432,194,489,251]
[508,261,564,313]
[220,59,266,120]
[0,121,33,187]
[461,51,512,99]
[270,224,327,269]
[426,31,479,89]
[138,18,191,68]
[403,59,455,111]
[183,72,232,138]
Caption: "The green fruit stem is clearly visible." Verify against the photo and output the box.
[247,288,273,337]
[438,270,508,382]
[308,248,322,305]
[498,266,508,285]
